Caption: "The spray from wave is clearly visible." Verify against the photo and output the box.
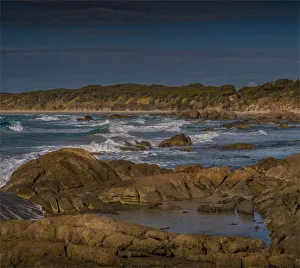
[190,132,220,143]
[7,121,23,132]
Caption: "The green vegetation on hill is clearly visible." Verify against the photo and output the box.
[0,79,299,111]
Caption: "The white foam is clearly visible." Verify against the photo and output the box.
[108,119,190,137]
[0,116,5,120]
[190,132,219,143]
[7,121,23,132]
[35,115,60,121]
[225,130,267,136]
[132,118,146,124]
[74,119,110,127]
[0,149,54,187]
[79,140,122,153]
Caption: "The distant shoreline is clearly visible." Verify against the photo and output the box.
[0,109,177,115]
[1,109,300,115]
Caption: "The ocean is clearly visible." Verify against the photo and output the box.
[1,113,299,188]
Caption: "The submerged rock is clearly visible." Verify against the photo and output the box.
[76,115,93,121]
[120,140,152,151]
[104,114,132,119]
[223,121,251,129]
[222,143,256,150]
[201,127,216,132]
[277,123,293,129]
[182,147,195,152]
[158,133,192,147]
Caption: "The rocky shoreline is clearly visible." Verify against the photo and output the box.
[1,146,299,267]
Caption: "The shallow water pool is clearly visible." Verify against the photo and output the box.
[107,200,272,248]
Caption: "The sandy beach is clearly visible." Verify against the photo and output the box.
[1,109,300,115]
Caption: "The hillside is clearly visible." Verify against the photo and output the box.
[0,79,299,111]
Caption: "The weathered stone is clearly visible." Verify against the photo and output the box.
[2,148,121,214]
[242,253,269,267]
[223,121,251,129]
[159,134,192,147]
[237,200,254,214]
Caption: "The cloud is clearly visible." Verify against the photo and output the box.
[2,1,297,27]
[247,82,257,87]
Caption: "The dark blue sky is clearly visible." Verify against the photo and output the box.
[1,1,299,92]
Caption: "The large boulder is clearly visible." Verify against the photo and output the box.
[2,148,121,214]
[159,134,192,147]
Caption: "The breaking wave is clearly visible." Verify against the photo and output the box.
[7,121,23,132]
[35,115,60,121]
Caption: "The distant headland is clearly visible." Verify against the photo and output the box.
[1,79,299,112]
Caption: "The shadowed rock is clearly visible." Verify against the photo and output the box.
[76,115,93,121]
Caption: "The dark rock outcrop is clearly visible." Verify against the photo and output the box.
[159,134,192,147]
[76,115,93,121]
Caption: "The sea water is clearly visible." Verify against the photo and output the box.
[1,113,299,187]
